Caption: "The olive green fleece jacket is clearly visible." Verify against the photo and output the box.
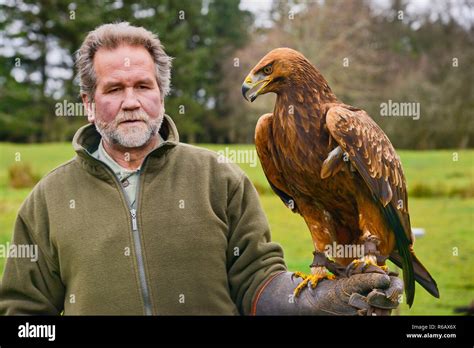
[0,115,286,315]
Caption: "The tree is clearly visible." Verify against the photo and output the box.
[221,0,474,148]
[0,0,253,143]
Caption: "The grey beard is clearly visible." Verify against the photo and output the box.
[95,108,165,148]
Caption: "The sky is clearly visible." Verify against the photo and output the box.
[240,0,274,27]
[240,0,474,29]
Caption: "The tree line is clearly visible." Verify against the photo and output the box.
[0,0,472,148]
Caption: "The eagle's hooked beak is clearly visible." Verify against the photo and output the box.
[242,74,271,102]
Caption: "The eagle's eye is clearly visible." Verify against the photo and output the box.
[263,65,273,75]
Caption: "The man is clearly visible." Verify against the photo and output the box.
[0,23,401,315]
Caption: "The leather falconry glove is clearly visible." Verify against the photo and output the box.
[252,271,403,316]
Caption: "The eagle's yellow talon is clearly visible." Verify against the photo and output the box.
[348,255,389,274]
[292,271,307,279]
[292,269,335,296]
[364,255,379,267]
[293,278,310,297]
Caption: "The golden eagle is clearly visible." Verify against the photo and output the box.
[242,48,439,306]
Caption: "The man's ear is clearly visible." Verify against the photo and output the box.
[81,93,95,123]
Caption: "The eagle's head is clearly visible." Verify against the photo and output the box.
[242,47,310,102]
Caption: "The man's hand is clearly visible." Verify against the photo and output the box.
[252,271,403,315]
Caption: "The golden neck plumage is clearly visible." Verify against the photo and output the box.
[273,65,338,139]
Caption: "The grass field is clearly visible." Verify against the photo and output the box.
[0,142,473,315]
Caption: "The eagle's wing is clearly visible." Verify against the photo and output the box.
[325,105,418,304]
[325,105,410,233]
[255,113,298,213]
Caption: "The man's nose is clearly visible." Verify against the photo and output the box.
[121,87,140,110]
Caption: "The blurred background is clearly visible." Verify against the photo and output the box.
[0,0,473,315]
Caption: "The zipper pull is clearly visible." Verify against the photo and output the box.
[130,209,138,231]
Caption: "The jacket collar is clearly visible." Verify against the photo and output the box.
[73,114,180,182]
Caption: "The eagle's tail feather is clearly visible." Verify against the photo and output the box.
[382,205,415,307]
[390,250,440,300]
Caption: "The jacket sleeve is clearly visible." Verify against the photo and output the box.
[226,173,287,315]
[0,189,65,315]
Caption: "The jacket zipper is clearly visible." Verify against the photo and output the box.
[129,174,153,316]
[86,151,157,315]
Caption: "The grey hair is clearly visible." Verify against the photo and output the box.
[76,22,172,100]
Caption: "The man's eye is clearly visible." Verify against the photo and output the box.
[107,88,120,93]
[138,85,149,89]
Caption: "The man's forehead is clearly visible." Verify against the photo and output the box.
[94,44,155,77]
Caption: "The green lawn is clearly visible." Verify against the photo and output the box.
[0,142,473,315]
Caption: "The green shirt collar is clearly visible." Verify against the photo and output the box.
[93,133,164,176]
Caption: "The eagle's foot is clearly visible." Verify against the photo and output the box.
[346,254,388,276]
[292,267,335,297]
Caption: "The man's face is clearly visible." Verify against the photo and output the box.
[86,44,164,148]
